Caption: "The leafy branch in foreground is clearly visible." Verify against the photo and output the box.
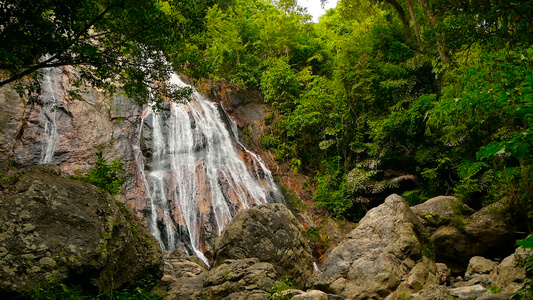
[0,0,216,104]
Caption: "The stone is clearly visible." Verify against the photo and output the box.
[410,284,458,300]
[436,263,451,284]
[493,247,531,294]
[476,292,515,300]
[0,84,25,172]
[307,194,438,299]
[411,196,474,229]
[465,256,498,279]
[448,284,489,299]
[155,250,207,300]
[213,203,314,288]
[464,200,516,254]
[193,258,277,300]
[291,289,329,299]
[0,165,162,295]
[430,225,484,268]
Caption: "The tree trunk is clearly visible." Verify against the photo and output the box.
[417,0,449,65]
[384,0,415,45]
[406,0,424,52]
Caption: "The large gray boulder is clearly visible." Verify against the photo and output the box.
[213,203,314,288]
[0,165,162,295]
[428,199,517,269]
[308,194,438,299]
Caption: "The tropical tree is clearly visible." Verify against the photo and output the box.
[0,0,217,103]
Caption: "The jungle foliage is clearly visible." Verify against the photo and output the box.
[0,0,219,104]
[182,0,533,225]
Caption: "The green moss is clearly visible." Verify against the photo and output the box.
[449,215,466,232]
[487,286,502,294]
[280,185,305,213]
[0,171,21,190]
[419,231,435,259]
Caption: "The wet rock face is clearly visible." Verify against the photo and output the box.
[0,86,25,172]
[0,165,162,295]
[213,203,314,289]
[308,194,438,299]
[0,77,147,225]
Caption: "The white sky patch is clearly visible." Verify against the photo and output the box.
[298,0,338,22]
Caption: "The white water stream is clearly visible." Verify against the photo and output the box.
[39,62,61,164]
[138,74,283,265]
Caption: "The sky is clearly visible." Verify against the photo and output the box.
[297,0,338,22]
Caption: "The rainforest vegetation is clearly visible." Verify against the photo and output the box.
[1,0,532,225]
[185,0,533,226]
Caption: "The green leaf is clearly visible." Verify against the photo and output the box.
[517,236,533,249]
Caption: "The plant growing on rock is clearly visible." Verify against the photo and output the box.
[77,152,124,195]
[513,236,533,299]
[269,276,293,300]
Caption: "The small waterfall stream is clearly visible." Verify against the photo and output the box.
[138,74,283,264]
[39,64,62,164]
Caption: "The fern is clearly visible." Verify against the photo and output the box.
[457,160,489,180]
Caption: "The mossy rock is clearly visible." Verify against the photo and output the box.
[0,165,162,296]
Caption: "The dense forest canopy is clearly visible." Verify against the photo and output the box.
[181,0,533,225]
[1,0,532,226]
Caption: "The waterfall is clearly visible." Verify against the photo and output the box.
[138,74,283,265]
[38,61,61,164]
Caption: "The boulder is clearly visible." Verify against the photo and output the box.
[307,194,438,299]
[465,256,498,280]
[416,198,516,271]
[464,200,516,253]
[213,203,314,288]
[0,165,162,295]
[493,247,531,294]
[155,250,207,300]
[430,226,484,269]
[410,196,474,229]
[193,258,277,300]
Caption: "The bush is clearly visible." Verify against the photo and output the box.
[78,152,124,195]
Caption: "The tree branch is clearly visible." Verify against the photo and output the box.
[0,1,125,87]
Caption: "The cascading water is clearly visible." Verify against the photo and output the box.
[138,74,283,265]
[38,62,62,164]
